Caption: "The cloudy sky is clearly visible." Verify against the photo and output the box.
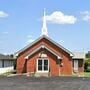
[0,0,90,54]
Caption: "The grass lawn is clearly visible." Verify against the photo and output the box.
[84,72,90,77]
[72,72,90,77]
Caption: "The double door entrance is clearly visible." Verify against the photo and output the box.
[37,58,49,72]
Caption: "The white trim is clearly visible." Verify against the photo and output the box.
[41,45,45,48]
[36,58,49,73]
[25,56,28,59]
[70,53,74,57]
[57,56,61,59]
[74,60,78,71]
[15,35,73,56]
[14,53,18,58]
[24,45,62,60]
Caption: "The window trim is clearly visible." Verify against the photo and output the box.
[36,58,49,73]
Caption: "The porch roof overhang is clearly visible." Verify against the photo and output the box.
[72,52,85,60]
[24,45,62,60]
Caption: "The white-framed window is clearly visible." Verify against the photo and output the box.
[0,60,14,68]
[37,58,49,72]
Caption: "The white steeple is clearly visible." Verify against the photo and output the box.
[41,9,48,36]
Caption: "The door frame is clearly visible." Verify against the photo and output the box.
[36,58,49,73]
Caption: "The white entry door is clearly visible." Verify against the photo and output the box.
[74,60,78,71]
[37,59,49,72]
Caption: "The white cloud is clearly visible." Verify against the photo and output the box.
[26,35,34,43]
[27,35,32,38]
[26,39,35,43]
[0,11,9,18]
[44,11,77,24]
[81,11,90,21]
[3,31,9,34]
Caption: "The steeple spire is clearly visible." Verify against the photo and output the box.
[41,9,48,36]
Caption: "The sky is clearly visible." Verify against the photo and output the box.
[0,0,90,54]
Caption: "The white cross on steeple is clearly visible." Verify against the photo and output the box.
[41,9,48,36]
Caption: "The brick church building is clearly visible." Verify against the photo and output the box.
[15,10,84,77]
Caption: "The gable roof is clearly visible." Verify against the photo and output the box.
[25,45,62,59]
[15,35,73,56]
[0,53,15,60]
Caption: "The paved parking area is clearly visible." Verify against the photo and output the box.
[0,76,90,90]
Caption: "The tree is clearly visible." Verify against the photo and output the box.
[84,51,90,72]
[86,51,90,58]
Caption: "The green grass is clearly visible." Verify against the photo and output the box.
[72,72,90,77]
[84,72,90,77]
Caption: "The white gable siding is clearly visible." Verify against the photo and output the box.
[0,67,14,74]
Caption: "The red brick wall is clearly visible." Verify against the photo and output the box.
[60,55,72,75]
[47,50,59,76]
[26,50,60,76]
[27,52,38,73]
[16,37,73,76]
[16,56,26,73]
[78,59,84,72]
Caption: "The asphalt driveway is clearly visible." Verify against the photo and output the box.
[0,76,90,90]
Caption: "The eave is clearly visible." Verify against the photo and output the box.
[15,35,73,57]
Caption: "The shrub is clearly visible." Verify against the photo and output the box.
[86,67,90,72]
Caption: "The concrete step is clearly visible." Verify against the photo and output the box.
[35,72,49,77]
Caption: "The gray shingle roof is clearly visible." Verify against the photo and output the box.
[15,35,73,56]
[0,54,15,60]
[72,52,85,59]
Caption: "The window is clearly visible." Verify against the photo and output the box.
[0,60,13,68]
[3,60,13,67]
[44,60,48,70]
[38,60,42,70]
[37,59,49,72]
